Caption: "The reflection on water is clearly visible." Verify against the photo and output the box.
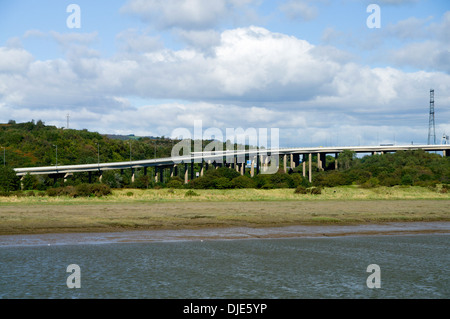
[0,224,448,299]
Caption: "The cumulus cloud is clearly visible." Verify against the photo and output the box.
[1,24,450,146]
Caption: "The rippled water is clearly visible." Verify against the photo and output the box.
[0,228,448,299]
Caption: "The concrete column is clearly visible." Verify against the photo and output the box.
[335,153,339,170]
[235,156,239,172]
[154,167,158,183]
[240,162,244,175]
[131,168,135,183]
[98,171,102,183]
[170,166,174,178]
[308,153,312,183]
[302,154,306,177]
[317,153,322,171]
[184,163,188,184]
[64,173,73,183]
[250,156,255,177]
[20,176,24,190]
[200,161,204,177]
[283,154,287,173]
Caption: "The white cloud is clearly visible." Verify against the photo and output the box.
[1,25,450,146]
[120,0,229,30]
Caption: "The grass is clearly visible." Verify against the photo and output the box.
[0,186,448,235]
[1,185,449,205]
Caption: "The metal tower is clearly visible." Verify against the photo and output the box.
[427,89,436,145]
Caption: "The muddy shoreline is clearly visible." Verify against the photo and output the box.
[0,222,448,247]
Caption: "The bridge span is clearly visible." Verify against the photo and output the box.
[13,144,450,184]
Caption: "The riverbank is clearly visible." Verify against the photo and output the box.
[0,187,449,235]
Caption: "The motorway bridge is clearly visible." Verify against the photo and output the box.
[13,144,450,184]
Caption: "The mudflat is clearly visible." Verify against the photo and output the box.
[0,199,449,235]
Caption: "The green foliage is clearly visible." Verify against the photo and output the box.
[185,190,199,197]
[231,175,256,188]
[294,185,308,194]
[46,183,111,197]
[0,166,20,192]
[166,177,184,189]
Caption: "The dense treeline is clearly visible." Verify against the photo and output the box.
[313,149,450,188]
[0,121,449,195]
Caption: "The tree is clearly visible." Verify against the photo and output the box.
[338,150,357,170]
[0,166,20,192]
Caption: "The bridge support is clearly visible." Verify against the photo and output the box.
[308,153,312,183]
[64,173,73,183]
[184,163,189,184]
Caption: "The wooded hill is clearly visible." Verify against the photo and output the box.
[0,120,449,192]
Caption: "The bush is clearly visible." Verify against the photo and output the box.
[294,186,308,194]
[166,179,184,189]
[46,183,111,197]
[185,190,199,197]
[231,175,256,188]
[309,187,322,195]
[214,177,233,189]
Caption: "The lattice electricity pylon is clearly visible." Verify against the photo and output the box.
[428,89,436,145]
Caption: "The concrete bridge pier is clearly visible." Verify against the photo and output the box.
[131,168,135,183]
[302,154,306,178]
[250,156,255,177]
[184,163,188,184]
[64,173,73,183]
[308,153,312,183]
[317,153,326,171]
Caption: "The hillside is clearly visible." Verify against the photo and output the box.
[0,120,175,168]
[0,120,449,193]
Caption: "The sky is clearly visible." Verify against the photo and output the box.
[0,0,449,148]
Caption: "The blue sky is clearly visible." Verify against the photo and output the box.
[0,0,449,147]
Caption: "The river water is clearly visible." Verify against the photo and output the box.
[0,223,448,299]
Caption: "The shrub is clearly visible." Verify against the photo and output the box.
[309,187,322,195]
[46,183,111,197]
[214,177,233,189]
[185,190,199,197]
[166,179,184,189]
[231,175,256,188]
[294,186,308,194]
